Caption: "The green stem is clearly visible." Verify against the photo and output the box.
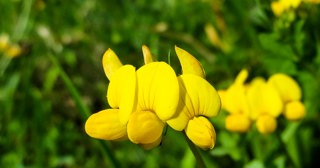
[276,131,298,168]
[183,132,206,168]
[49,54,120,168]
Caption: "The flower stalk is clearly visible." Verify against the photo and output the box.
[183,132,206,168]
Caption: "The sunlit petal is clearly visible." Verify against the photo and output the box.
[185,116,216,150]
[136,62,179,121]
[177,74,220,117]
[268,73,301,103]
[284,101,305,121]
[85,109,127,140]
[127,110,164,144]
[142,45,156,64]
[175,46,205,78]
[102,49,123,80]
[107,65,137,124]
[225,114,251,133]
[256,115,277,134]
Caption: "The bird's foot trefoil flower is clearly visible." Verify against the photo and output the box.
[85,45,221,150]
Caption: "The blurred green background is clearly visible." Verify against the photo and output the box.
[1,0,320,167]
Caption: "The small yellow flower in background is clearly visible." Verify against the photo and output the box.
[220,70,305,135]
[5,44,22,58]
[218,69,252,133]
[268,73,305,121]
[0,33,22,58]
[271,0,319,16]
[0,34,9,50]
[247,77,283,134]
[271,0,301,16]
[86,45,220,150]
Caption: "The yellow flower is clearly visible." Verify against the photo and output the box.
[0,34,9,50]
[167,46,220,149]
[246,77,283,134]
[127,61,179,147]
[219,69,252,133]
[86,47,180,149]
[5,44,22,58]
[85,49,136,141]
[0,34,22,58]
[268,73,305,121]
[271,0,301,16]
[221,69,250,115]
[247,77,283,120]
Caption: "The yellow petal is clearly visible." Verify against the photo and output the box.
[142,45,156,64]
[247,78,283,119]
[268,73,301,103]
[140,136,162,150]
[102,49,123,80]
[185,116,216,150]
[166,102,190,131]
[180,74,220,117]
[127,110,164,144]
[256,115,277,134]
[85,109,127,140]
[107,65,137,124]
[271,1,285,16]
[167,74,221,131]
[284,101,305,121]
[234,69,248,85]
[136,62,179,121]
[223,83,250,115]
[175,46,205,78]
[225,114,251,133]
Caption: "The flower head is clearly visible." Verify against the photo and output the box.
[268,73,305,121]
[218,69,252,133]
[167,46,220,149]
[85,45,221,150]
[85,46,180,149]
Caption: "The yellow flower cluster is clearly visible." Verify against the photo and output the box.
[85,46,221,150]
[219,69,305,134]
[0,33,22,58]
[271,0,320,16]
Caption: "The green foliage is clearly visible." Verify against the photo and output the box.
[1,0,320,167]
